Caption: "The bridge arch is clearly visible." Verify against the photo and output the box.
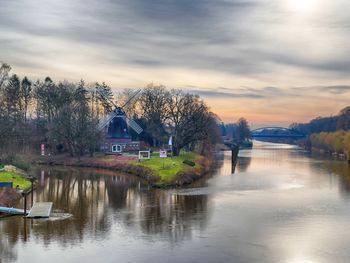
[251,127,306,138]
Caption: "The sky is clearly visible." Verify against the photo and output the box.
[1,0,350,127]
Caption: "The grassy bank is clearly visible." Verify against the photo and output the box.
[133,152,207,185]
[0,170,31,190]
[31,151,212,187]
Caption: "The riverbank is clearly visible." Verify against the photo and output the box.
[0,168,31,189]
[0,188,20,207]
[0,167,30,209]
[134,152,212,186]
[32,152,213,187]
[310,147,348,161]
[308,131,350,161]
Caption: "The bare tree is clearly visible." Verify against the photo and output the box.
[49,81,100,157]
[21,76,32,122]
[166,90,213,156]
[139,84,169,147]
[0,63,11,89]
[116,88,140,117]
[95,82,114,117]
[234,117,251,143]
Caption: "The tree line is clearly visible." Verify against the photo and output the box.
[219,117,251,144]
[137,84,221,155]
[310,131,350,157]
[290,106,350,156]
[0,63,221,158]
[290,106,350,135]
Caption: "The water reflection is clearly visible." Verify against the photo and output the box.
[236,157,251,173]
[0,167,211,262]
[2,142,350,263]
[308,158,350,198]
[0,224,17,263]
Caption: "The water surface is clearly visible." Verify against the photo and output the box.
[1,141,350,263]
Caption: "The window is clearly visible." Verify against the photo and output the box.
[112,145,122,153]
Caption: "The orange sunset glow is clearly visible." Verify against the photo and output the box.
[1,0,350,126]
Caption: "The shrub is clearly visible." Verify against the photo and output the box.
[183,160,195,167]
[2,155,30,171]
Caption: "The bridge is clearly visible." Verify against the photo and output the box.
[251,127,306,139]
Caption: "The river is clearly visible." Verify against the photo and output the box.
[1,141,350,263]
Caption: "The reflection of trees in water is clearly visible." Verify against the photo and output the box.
[1,168,129,250]
[105,178,211,244]
[105,176,132,210]
[325,161,350,197]
[162,193,208,243]
[309,159,350,198]
[0,167,211,253]
[118,190,210,244]
[339,167,350,195]
[34,170,109,244]
[0,223,18,263]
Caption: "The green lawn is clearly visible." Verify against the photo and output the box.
[0,171,31,190]
[134,151,201,184]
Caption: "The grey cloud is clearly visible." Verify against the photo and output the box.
[188,84,350,99]
[128,59,162,66]
[187,86,287,99]
[188,88,265,98]
[0,0,282,75]
[318,85,350,94]
[0,0,350,79]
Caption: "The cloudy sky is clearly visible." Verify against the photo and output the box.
[1,0,350,126]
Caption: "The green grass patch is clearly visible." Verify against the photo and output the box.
[0,171,31,190]
[133,151,202,183]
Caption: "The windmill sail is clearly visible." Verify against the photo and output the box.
[97,88,143,136]
[98,112,117,130]
[126,117,143,134]
[121,89,141,108]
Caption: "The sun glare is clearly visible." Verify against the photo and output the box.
[286,0,317,13]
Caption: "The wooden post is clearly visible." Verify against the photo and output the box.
[231,144,239,174]
[23,194,27,217]
[31,179,34,207]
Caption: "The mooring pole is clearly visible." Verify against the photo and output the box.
[23,193,27,217]
[30,178,34,207]
[231,144,239,174]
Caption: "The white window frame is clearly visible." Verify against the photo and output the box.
[112,144,122,153]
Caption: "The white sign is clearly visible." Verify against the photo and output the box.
[41,144,45,156]
[139,150,151,160]
[159,150,167,158]
[168,136,172,146]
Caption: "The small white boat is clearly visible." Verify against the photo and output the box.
[0,207,27,215]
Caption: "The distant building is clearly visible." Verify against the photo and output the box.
[100,108,142,154]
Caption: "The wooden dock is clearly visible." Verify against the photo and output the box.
[27,202,53,218]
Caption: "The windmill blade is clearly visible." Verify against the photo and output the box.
[126,117,143,134]
[96,87,118,110]
[98,112,117,130]
[121,89,141,109]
